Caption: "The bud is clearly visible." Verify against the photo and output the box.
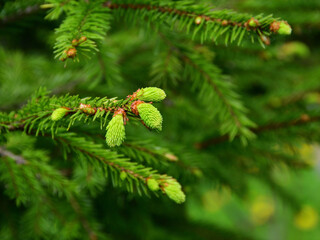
[79,103,95,114]
[67,48,77,58]
[300,114,310,122]
[137,87,166,102]
[78,36,87,43]
[164,153,178,162]
[260,34,270,45]
[71,39,79,46]
[120,171,127,180]
[163,179,186,204]
[195,16,202,25]
[278,21,292,35]
[51,108,68,121]
[147,178,160,191]
[270,21,280,33]
[221,20,229,26]
[248,18,259,27]
[137,103,163,131]
[106,114,126,147]
[270,21,292,35]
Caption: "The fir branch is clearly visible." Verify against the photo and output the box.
[4,0,291,62]
[120,141,177,166]
[0,5,40,26]
[54,132,185,202]
[69,196,97,240]
[196,114,320,149]
[0,89,138,135]
[56,133,149,183]
[0,133,74,206]
[53,0,112,61]
[150,49,182,87]
[156,31,255,142]
[182,54,242,128]
[21,196,79,239]
[106,1,255,30]
[84,45,124,88]
[106,0,290,46]
[1,87,168,149]
[0,157,21,200]
[2,93,164,157]
[0,144,76,204]
[0,147,27,165]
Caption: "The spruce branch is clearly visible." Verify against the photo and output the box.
[20,194,101,239]
[106,0,291,47]
[69,196,97,240]
[196,114,320,149]
[5,0,292,62]
[121,141,178,166]
[0,135,76,205]
[182,53,244,129]
[0,147,27,165]
[52,0,112,61]
[42,0,292,62]
[0,5,40,26]
[54,133,186,203]
[156,31,255,142]
[0,156,21,201]
[0,87,166,147]
[73,133,202,179]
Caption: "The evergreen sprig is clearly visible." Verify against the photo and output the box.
[0,88,187,203]
[152,31,256,143]
[182,47,256,143]
[3,0,318,239]
[43,0,292,62]
[51,0,112,61]
[53,132,185,203]
[120,140,177,167]
[0,133,76,205]
[108,0,290,47]
[0,88,166,146]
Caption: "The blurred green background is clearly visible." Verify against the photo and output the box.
[1,0,320,239]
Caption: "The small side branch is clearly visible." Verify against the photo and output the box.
[0,5,40,26]
[0,147,27,165]
[104,2,265,32]
[196,114,320,149]
[69,196,97,240]
[182,55,242,128]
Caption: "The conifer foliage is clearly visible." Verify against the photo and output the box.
[1,0,319,239]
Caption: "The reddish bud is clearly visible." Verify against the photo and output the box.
[260,35,270,45]
[270,21,280,33]
[195,16,202,25]
[248,18,259,28]
[79,36,87,43]
[131,100,144,115]
[300,114,310,122]
[71,39,78,46]
[67,48,77,58]
[221,20,229,26]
